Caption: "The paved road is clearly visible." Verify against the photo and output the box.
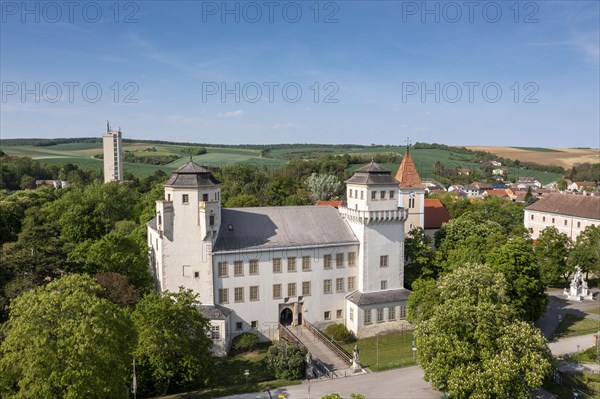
[548,333,598,356]
[220,366,441,399]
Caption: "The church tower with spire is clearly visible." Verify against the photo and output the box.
[395,145,425,235]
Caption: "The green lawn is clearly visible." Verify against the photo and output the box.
[566,346,600,364]
[553,314,600,340]
[586,307,600,315]
[340,330,416,372]
[157,343,300,399]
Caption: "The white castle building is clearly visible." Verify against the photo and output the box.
[148,155,424,355]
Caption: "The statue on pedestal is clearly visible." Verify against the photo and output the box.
[564,266,594,301]
[352,344,362,373]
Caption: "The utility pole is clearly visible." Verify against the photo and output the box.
[132,358,137,399]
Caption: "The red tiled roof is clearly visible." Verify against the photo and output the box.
[315,200,343,208]
[483,189,510,197]
[424,199,451,229]
[395,150,423,188]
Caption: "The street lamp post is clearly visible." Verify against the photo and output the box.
[244,369,249,386]
[412,337,417,362]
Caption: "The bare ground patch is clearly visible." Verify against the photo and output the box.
[467,146,599,169]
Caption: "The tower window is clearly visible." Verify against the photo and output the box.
[182,194,189,204]
[390,190,395,199]
[360,191,364,199]
[381,190,386,199]
[203,193,208,201]
[209,215,215,226]
[380,280,388,290]
[349,189,353,198]
[380,255,389,268]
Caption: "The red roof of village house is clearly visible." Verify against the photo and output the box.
[395,150,423,188]
[424,199,451,229]
[315,200,343,208]
[483,189,510,197]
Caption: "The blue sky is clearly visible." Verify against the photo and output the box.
[1,0,598,147]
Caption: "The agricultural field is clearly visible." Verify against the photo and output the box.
[467,146,599,169]
[1,141,569,184]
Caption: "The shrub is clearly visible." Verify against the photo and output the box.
[324,323,354,343]
[232,332,259,352]
[265,343,306,380]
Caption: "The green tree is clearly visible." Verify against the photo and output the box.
[305,173,343,201]
[404,227,436,284]
[265,343,307,380]
[131,289,213,395]
[224,193,260,208]
[407,278,439,324]
[568,225,600,277]
[0,274,135,398]
[534,227,572,285]
[555,178,568,191]
[434,212,506,272]
[414,265,553,398]
[486,238,547,321]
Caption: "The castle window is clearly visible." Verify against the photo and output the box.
[209,215,215,226]
[203,193,208,201]
[273,258,282,273]
[236,322,243,330]
[302,256,311,271]
[360,191,364,199]
[249,259,259,275]
[336,309,343,319]
[287,283,296,297]
[355,189,358,198]
[380,280,388,290]
[218,288,228,304]
[211,325,220,340]
[194,271,200,278]
[349,189,353,198]
[251,320,258,329]
[218,261,228,277]
[364,309,372,324]
[543,216,546,222]
[234,287,244,303]
[302,281,311,296]
[530,214,534,220]
[371,191,376,200]
[273,284,282,299]
[376,308,384,323]
[388,306,396,320]
[323,279,332,294]
[182,194,189,204]
[324,254,332,269]
[564,220,568,226]
[350,308,354,321]
[336,278,344,292]
[234,261,244,277]
[348,252,356,267]
[381,190,386,199]
[348,276,356,291]
[249,286,259,301]
[409,198,415,208]
[577,221,581,228]
[399,305,407,319]
[324,311,331,320]
[552,218,555,224]
[336,253,344,268]
[390,190,395,199]
[167,193,171,201]
[287,257,297,272]
[380,255,389,268]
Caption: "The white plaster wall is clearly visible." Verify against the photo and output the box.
[524,209,598,240]
[212,244,359,335]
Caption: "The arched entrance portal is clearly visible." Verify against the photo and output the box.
[280,308,293,325]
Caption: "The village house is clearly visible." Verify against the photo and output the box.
[524,193,600,240]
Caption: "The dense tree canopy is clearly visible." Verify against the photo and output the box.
[414,265,553,398]
[568,225,600,277]
[486,238,547,321]
[534,227,572,285]
[0,274,135,399]
[131,289,213,396]
[403,227,436,284]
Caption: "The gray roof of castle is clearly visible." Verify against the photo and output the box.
[345,161,398,185]
[164,161,221,188]
[346,288,411,306]
[200,305,232,320]
[213,206,358,252]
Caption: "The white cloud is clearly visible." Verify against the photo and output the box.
[272,122,298,130]
[217,110,244,118]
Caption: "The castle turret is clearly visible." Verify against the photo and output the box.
[340,161,408,292]
[152,161,221,304]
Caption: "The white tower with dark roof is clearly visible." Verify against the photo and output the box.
[150,161,222,304]
[102,121,123,183]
